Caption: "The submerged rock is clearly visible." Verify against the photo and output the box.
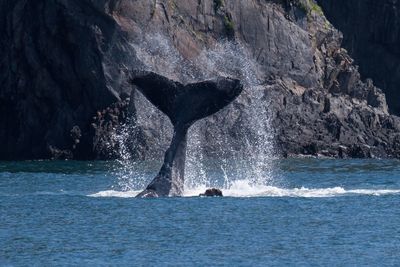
[199,188,223,197]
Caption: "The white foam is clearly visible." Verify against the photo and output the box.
[88,190,141,198]
[89,180,400,198]
[210,180,400,198]
[347,189,400,196]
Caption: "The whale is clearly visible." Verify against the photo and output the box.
[129,70,243,197]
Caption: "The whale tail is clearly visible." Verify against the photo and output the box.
[130,70,243,127]
[130,71,243,197]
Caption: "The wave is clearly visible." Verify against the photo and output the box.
[0,190,83,197]
[88,190,142,198]
[88,180,400,198]
[184,180,400,198]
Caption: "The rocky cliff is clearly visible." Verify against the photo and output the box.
[318,0,400,116]
[1,0,399,160]
[0,0,136,159]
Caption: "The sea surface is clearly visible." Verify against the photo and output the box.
[1,159,400,266]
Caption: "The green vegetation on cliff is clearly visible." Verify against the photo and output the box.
[297,0,324,17]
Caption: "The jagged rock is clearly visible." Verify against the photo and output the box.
[0,0,400,160]
[318,0,400,115]
[47,145,73,160]
[91,97,132,159]
[0,0,137,160]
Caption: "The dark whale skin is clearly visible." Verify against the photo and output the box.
[130,71,243,197]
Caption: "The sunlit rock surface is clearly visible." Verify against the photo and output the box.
[318,0,400,116]
[0,0,399,159]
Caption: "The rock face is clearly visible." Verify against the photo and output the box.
[0,0,137,159]
[317,0,400,116]
[0,0,400,160]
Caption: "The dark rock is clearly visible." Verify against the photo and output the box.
[91,98,131,159]
[199,188,223,197]
[0,0,138,160]
[347,145,372,159]
[318,0,400,115]
[0,0,400,161]
[47,145,73,160]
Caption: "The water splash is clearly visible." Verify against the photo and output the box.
[109,92,175,192]
[129,33,199,83]
[108,118,147,191]
[116,34,277,194]
[185,42,277,192]
[89,185,400,198]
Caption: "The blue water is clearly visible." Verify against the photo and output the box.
[1,159,400,266]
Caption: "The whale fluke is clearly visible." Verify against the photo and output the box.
[129,70,243,197]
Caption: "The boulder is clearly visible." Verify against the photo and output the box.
[199,188,224,197]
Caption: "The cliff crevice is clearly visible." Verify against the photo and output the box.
[0,0,399,160]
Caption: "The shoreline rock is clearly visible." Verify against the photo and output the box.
[199,188,223,197]
[0,0,399,160]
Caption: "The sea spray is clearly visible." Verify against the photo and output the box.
[90,185,400,198]
[109,105,175,191]
[115,34,278,194]
[129,33,199,83]
[108,117,147,191]
[185,42,277,191]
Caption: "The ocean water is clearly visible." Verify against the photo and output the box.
[1,159,400,266]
